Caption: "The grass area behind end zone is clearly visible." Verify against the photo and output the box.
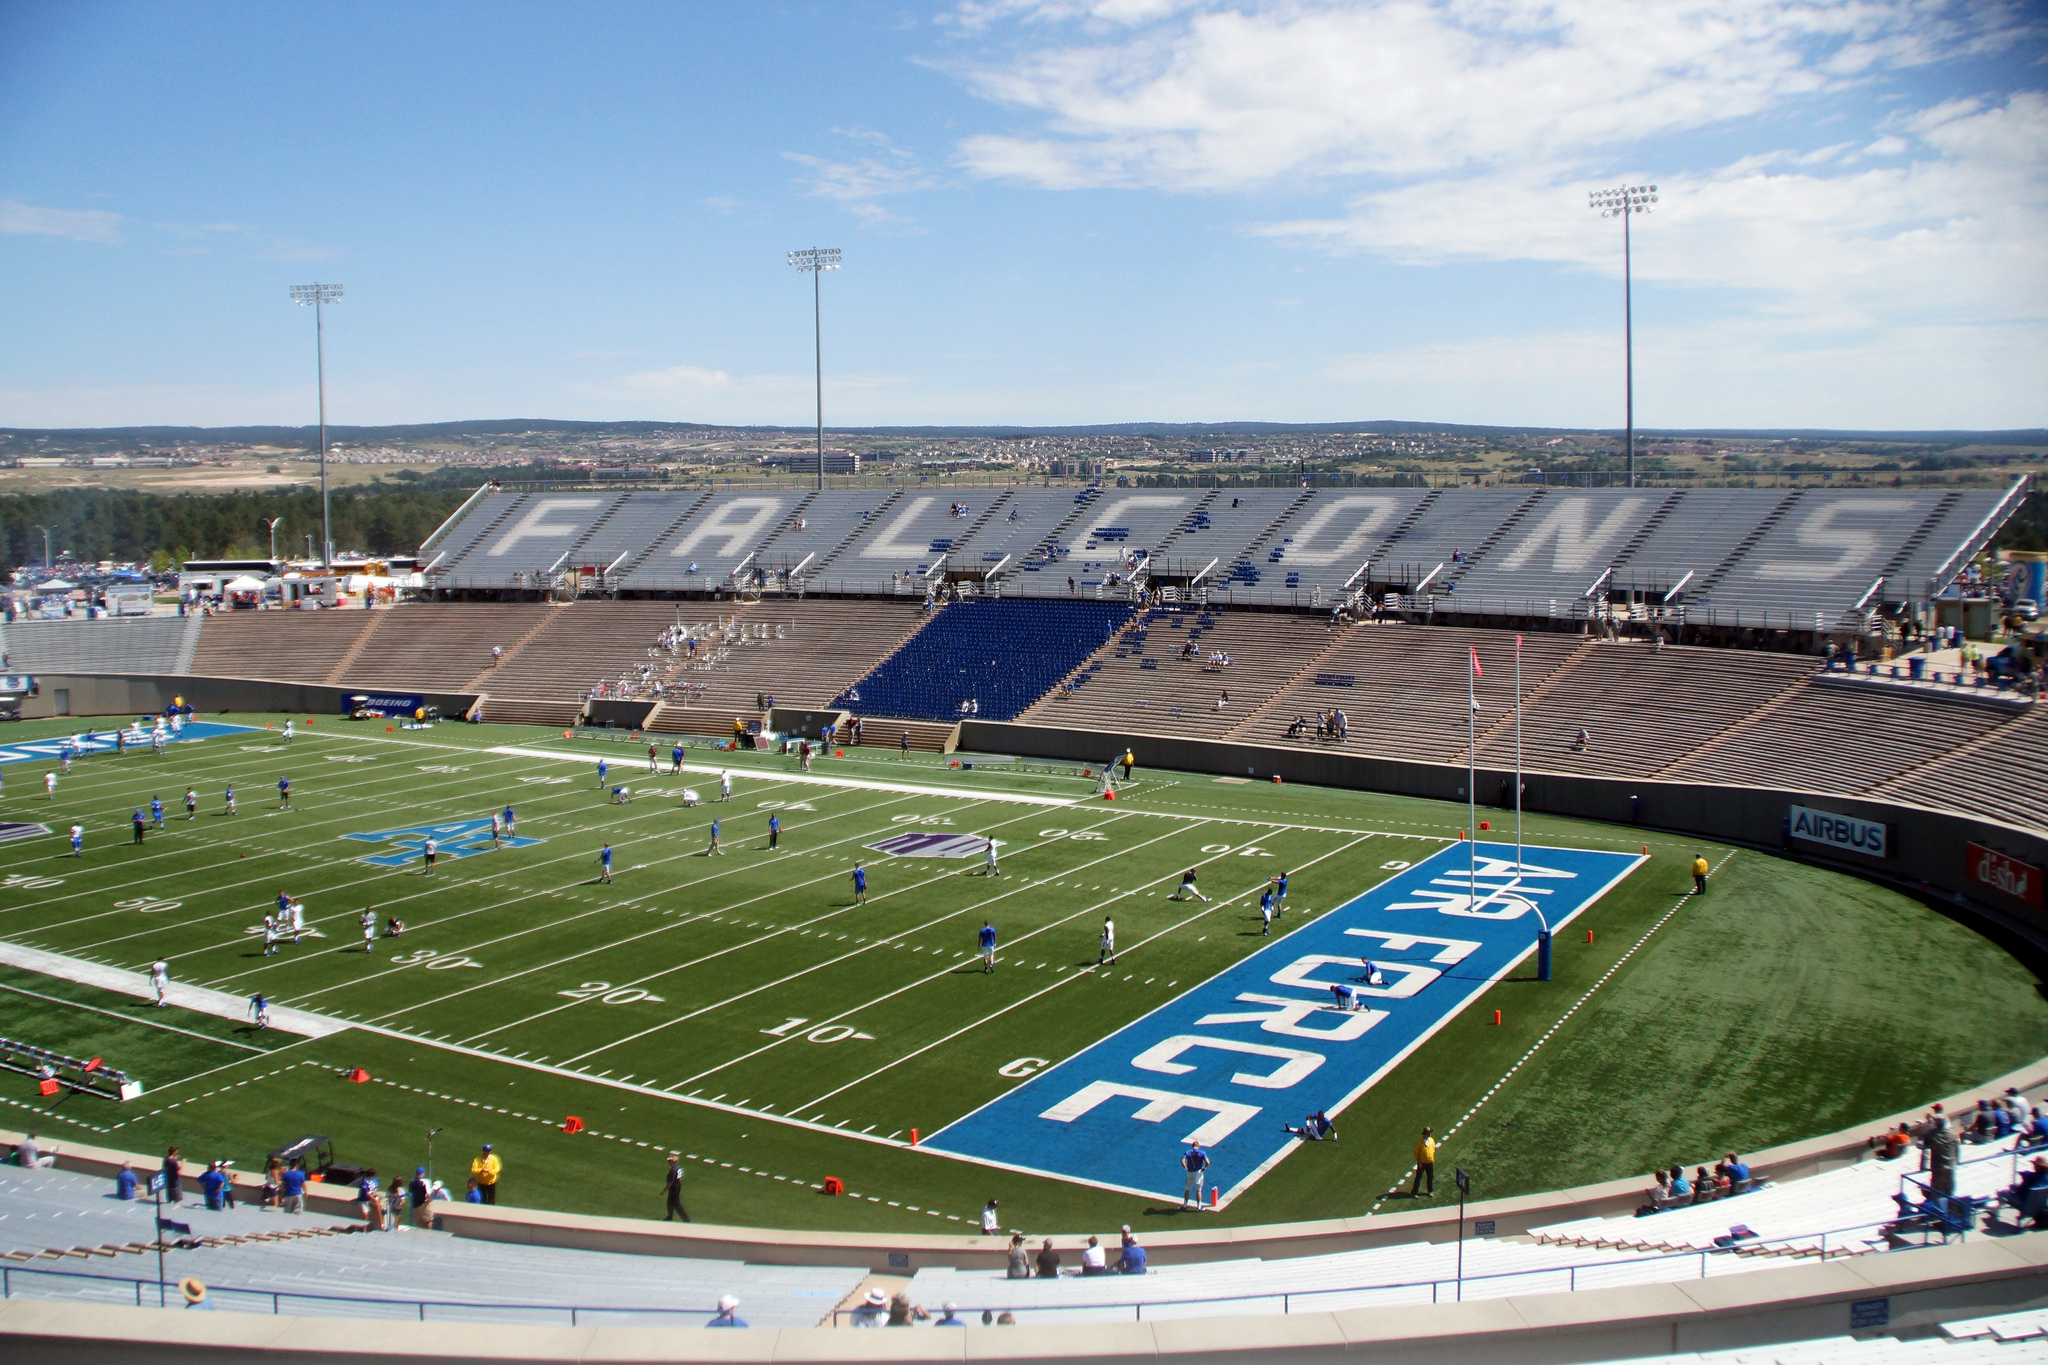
[0,713,2041,1238]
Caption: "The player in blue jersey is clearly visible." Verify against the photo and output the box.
[150,796,165,830]
[277,774,293,811]
[598,843,613,883]
[596,758,608,788]
[767,813,780,850]
[979,921,997,974]
[851,862,867,905]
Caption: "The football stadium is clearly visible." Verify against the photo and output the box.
[3,482,2048,1360]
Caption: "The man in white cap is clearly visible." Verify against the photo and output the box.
[707,1294,746,1328]
[933,1301,965,1326]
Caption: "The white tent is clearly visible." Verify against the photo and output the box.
[34,579,75,592]
[224,575,269,592]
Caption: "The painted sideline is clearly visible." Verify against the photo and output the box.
[486,745,1082,808]
[0,940,345,1038]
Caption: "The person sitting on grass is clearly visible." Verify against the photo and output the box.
[384,917,405,937]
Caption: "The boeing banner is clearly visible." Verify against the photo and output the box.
[923,840,1642,1204]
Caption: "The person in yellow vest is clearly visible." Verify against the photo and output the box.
[1121,750,1135,782]
[1692,854,1710,895]
[470,1143,501,1204]
[1411,1127,1436,1197]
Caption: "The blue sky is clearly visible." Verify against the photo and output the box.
[1,1,2042,431]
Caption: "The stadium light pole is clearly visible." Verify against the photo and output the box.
[1587,184,1656,489]
[787,248,841,491]
[34,525,53,570]
[263,517,284,566]
[289,282,343,565]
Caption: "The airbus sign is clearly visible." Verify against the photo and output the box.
[1789,805,1891,860]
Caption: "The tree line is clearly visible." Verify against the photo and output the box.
[1,485,474,572]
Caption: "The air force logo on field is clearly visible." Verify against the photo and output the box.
[924,841,1641,1205]
[344,818,541,866]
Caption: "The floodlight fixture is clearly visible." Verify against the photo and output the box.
[290,282,344,564]
[788,249,843,490]
[1586,184,1657,489]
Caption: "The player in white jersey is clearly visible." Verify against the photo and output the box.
[152,729,166,756]
[262,915,281,957]
[719,771,732,801]
[282,719,293,744]
[983,838,1002,877]
[288,898,305,942]
[45,771,57,800]
[360,908,377,953]
[1098,917,1117,966]
[150,959,170,1007]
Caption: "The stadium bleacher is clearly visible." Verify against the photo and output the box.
[1018,607,1350,740]
[417,484,2019,622]
[838,598,1134,723]
[0,1165,860,1328]
[0,616,197,676]
[186,609,378,683]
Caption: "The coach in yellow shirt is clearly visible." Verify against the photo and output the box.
[1411,1127,1435,1197]
[471,1143,501,1204]
[1692,855,1710,895]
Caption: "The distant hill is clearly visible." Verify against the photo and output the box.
[0,419,2041,447]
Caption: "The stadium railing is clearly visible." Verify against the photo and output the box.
[0,1263,718,1326]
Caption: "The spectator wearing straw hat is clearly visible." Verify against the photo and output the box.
[707,1294,746,1327]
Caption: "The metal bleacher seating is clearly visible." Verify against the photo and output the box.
[414,484,2021,630]
[0,616,194,676]
[0,1166,859,1328]
[336,603,552,692]
[647,598,931,715]
[902,1146,2031,1326]
[811,490,1003,592]
[187,609,377,683]
[941,490,1097,591]
[1018,606,1348,740]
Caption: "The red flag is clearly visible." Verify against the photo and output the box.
[1516,634,1524,655]
[1470,647,1483,678]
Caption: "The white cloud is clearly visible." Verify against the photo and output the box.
[947,1,2029,192]
[784,128,935,227]
[0,200,122,244]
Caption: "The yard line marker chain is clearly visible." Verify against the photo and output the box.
[1368,850,1738,1216]
[370,1077,970,1224]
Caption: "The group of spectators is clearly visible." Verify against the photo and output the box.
[1003,1225,1150,1279]
[1639,1154,1754,1214]
[1284,709,1350,741]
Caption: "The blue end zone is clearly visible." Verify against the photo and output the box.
[0,721,254,766]
[922,840,1643,1205]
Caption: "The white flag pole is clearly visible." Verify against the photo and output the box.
[1515,635,1524,871]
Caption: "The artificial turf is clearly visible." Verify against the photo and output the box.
[0,711,2040,1238]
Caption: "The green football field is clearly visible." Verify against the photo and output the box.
[0,712,2042,1237]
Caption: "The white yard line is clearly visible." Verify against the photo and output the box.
[486,745,1081,808]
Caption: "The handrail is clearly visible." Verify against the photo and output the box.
[416,484,494,555]
[0,1261,719,1325]
[823,1211,1934,1326]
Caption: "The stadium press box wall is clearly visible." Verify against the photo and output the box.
[924,841,1642,1205]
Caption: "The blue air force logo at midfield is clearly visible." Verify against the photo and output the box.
[344,819,541,866]
[0,721,251,766]
[923,841,1642,1205]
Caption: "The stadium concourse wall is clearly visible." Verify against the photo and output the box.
[11,673,480,725]
[962,721,2048,956]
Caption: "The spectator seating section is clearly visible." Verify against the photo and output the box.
[187,610,378,682]
[478,601,685,698]
[659,599,933,713]
[1878,708,2048,834]
[1223,625,1587,763]
[1467,641,1813,777]
[1662,679,2016,794]
[1018,607,1351,740]
[336,604,555,692]
[422,485,2020,616]
[816,491,1004,587]
[0,1165,860,1329]
[839,599,1135,723]
[944,490,1105,588]
[0,617,193,676]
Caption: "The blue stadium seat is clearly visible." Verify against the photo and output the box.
[840,599,1135,721]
